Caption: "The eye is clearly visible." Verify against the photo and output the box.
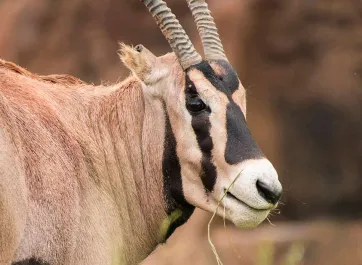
[186,95,207,113]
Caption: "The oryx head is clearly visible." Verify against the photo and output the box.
[120,0,282,230]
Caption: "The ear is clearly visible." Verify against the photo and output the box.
[119,43,169,86]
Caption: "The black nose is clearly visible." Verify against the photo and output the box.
[256,180,282,205]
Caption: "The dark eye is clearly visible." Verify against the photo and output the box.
[186,96,207,113]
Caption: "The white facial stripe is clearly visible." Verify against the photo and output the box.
[210,61,227,76]
[187,69,227,107]
[231,83,247,116]
[180,69,225,206]
[187,68,231,175]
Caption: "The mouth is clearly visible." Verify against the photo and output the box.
[224,189,271,212]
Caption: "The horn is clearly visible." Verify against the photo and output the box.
[141,0,202,69]
[186,0,228,61]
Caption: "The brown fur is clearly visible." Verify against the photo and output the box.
[0,57,168,265]
[0,59,85,86]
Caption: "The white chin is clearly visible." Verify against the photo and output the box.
[222,196,270,229]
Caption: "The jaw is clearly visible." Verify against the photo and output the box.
[182,178,273,229]
[180,158,280,229]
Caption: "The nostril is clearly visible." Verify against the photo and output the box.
[256,180,282,205]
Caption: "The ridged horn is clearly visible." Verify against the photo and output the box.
[186,0,228,61]
[141,0,202,69]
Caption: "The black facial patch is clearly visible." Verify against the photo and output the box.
[185,75,218,192]
[162,107,194,239]
[225,101,263,164]
[187,60,263,166]
[12,258,50,265]
[191,60,240,95]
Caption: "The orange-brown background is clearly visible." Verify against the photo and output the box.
[1,0,361,264]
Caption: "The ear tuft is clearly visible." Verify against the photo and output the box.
[119,43,156,83]
[118,43,169,85]
[119,43,147,74]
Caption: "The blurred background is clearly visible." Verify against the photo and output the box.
[1,0,361,264]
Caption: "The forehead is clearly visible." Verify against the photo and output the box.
[186,60,242,97]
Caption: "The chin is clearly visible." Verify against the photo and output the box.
[230,210,270,229]
[222,197,271,229]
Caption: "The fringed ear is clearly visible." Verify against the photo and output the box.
[119,43,168,85]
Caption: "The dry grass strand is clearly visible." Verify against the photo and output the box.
[208,174,241,265]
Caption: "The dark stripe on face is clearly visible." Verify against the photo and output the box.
[188,60,263,165]
[185,75,218,192]
[162,106,194,239]
[225,101,263,164]
[12,258,50,265]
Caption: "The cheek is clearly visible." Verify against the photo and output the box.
[166,97,203,176]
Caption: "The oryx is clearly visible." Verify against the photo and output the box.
[0,0,282,264]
